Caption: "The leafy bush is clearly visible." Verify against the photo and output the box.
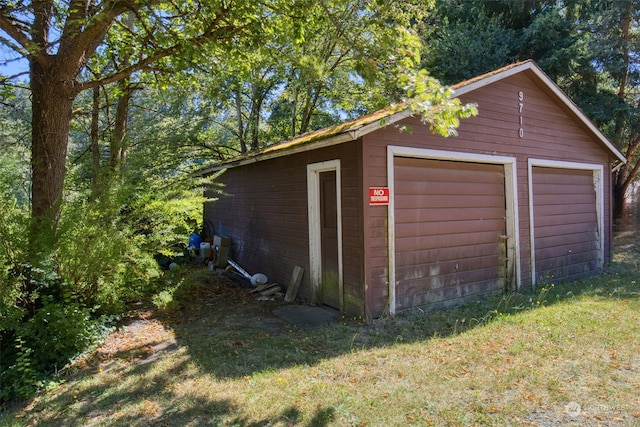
[0,170,218,405]
[55,192,162,313]
[0,298,103,402]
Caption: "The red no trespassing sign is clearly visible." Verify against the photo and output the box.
[369,187,390,205]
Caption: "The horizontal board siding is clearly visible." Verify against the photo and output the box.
[536,212,593,227]
[395,242,500,266]
[532,167,599,282]
[399,265,502,294]
[205,142,365,315]
[393,158,507,310]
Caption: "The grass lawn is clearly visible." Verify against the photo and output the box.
[1,253,639,426]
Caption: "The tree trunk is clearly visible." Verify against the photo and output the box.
[29,58,76,243]
[614,180,626,219]
[111,79,133,172]
[90,86,102,197]
[234,88,247,154]
[249,82,264,151]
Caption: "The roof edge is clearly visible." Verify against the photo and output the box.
[199,130,359,174]
[201,60,626,173]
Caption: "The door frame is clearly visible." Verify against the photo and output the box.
[387,146,521,315]
[527,158,604,286]
[307,160,343,310]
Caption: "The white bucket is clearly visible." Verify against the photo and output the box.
[200,242,211,259]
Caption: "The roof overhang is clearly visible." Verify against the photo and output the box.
[199,109,412,174]
[200,60,626,175]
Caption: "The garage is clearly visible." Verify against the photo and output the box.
[529,160,604,284]
[204,61,625,318]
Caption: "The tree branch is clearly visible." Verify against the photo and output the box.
[58,0,140,66]
[77,43,181,92]
[77,8,250,93]
[0,14,48,66]
[60,0,90,42]
[621,158,640,196]
[0,72,30,87]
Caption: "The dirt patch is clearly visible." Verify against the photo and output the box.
[81,271,323,371]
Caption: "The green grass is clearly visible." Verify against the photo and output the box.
[2,259,640,426]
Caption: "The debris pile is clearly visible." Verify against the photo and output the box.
[188,232,304,303]
[223,258,304,303]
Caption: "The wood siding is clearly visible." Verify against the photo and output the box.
[394,158,507,309]
[532,167,599,281]
[204,142,365,315]
[362,69,613,317]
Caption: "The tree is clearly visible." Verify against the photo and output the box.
[0,0,268,246]
[423,0,585,84]
[577,0,640,212]
[172,0,442,154]
[1,0,479,249]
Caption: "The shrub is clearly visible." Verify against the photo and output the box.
[0,150,219,405]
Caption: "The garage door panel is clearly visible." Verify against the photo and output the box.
[395,230,503,252]
[534,185,595,196]
[396,273,504,310]
[535,201,597,214]
[534,222,598,239]
[533,193,596,206]
[539,259,598,282]
[396,157,505,182]
[534,211,597,227]
[396,253,502,281]
[398,265,503,293]
[395,218,507,239]
[536,246,598,263]
[395,206,504,223]
[396,181,504,196]
[395,194,506,209]
[533,169,594,185]
[536,232,599,250]
[395,243,501,267]
[532,166,599,282]
[394,158,507,309]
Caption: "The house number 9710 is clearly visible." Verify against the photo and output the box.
[518,91,524,138]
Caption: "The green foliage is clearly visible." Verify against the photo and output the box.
[400,68,478,137]
[3,337,37,401]
[55,192,162,312]
[0,257,112,403]
[423,12,518,83]
[0,88,31,207]
[0,195,29,335]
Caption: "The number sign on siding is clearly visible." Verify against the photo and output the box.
[518,91,524,138]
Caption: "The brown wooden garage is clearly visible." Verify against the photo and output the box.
[203,60,625,319]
